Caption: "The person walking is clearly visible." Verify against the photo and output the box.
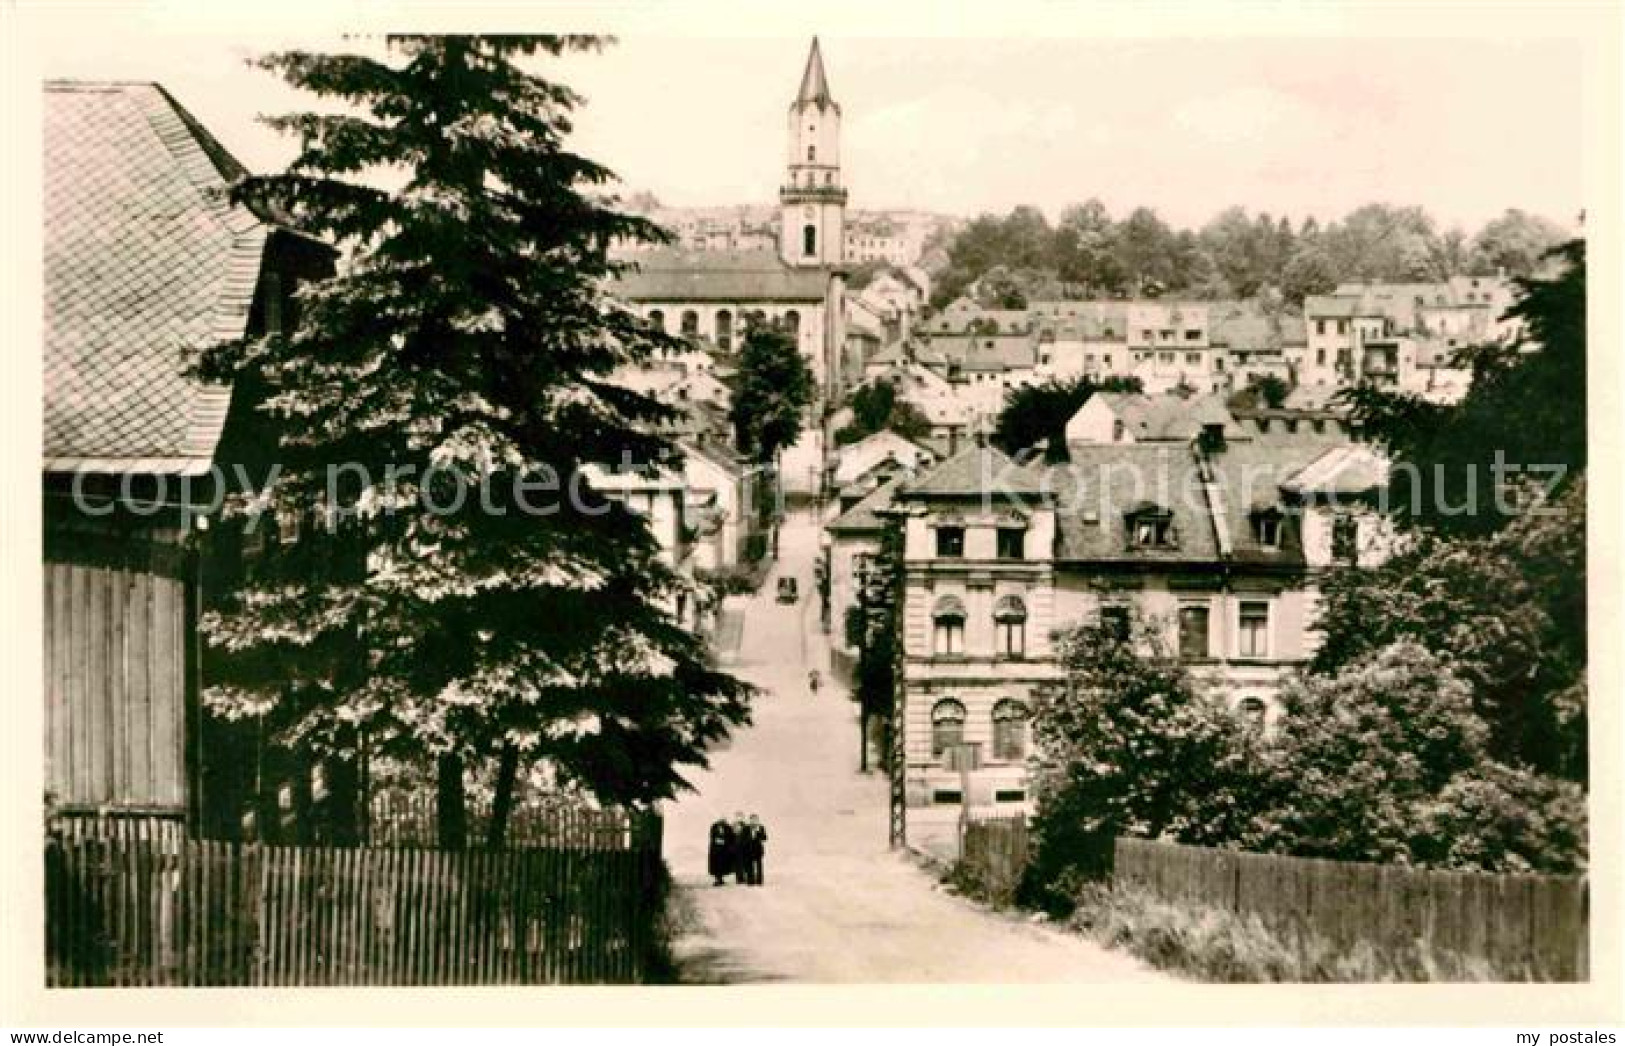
[744,814,768,886]
[707,815,735,886]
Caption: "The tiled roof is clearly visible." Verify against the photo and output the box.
[928,334,1037,372]
[903,444,1045,499]
[1047,444,1220,563]
[826,476,904,535]
[613,248,831,303]
[44,81,273,476]
[1207,440,1341,565]
[1281,443,1390,498]
[1092,391,1247,442]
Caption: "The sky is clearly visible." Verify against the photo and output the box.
[27,17,1590,234]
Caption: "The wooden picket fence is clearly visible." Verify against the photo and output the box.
[1114,838,1589,981]
[364,794,644,851]
[45,815,665,986]
[957,815,1031,906]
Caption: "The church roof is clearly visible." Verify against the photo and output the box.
[794,37,837,110]
[613,248,831,303]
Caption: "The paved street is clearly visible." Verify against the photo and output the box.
[663,508,1164,983]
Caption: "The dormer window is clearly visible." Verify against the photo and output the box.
[1251,506,1284,548]
[1126,504,1175,549]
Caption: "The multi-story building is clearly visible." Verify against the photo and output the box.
[837,395,1395,824]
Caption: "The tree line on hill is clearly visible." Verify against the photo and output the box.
[926,200,1572,310]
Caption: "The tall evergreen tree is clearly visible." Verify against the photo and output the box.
[196,36,751,845]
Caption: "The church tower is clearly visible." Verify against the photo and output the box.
[779,38,846,268]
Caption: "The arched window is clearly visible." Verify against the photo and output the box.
[931,699,966,757]
[784,310,801,339]
[994,595,1027,658]
[647,309,665,332]
[1237,697,1267,731]
[991,699,1029,761]
[680,310,699,338]
[803,224,817,258]
[932,594,966,656]
[715,310,733,352]
[808,144,816,163]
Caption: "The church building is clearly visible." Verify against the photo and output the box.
[615,39,850,408]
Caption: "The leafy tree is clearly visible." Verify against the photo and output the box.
[1259,642,1585,872]
[989,375,1110,461]
[1025,617,1266,904]
[1311,477,1586,780]
[1053,198,1121,293]
[1257,642,1489,864]
[195,36,751,846]
[835,378,932,447]
[1470,208,1571,278]
[1112,206,1179,295]
[729,318,815,464]
[1228,374,1290,410]
[1280,244,1339,303]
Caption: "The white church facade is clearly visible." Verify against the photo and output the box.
[615,39,851,408]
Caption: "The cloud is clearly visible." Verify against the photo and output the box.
[1170,85,1335,150]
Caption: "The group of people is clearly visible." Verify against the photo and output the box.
[707,812,769,886]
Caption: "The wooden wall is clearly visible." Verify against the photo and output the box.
[44,556,190,813]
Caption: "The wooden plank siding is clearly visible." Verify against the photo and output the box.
[44,559,189,814]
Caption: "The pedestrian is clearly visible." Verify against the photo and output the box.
[731,811,751,884]
[744,814,768,886]
[808,669,821,697]
[707,815,735,886]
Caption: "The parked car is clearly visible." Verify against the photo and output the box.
[776,577,799,604]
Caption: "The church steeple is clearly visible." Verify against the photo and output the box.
[780,37,846,268]
[795,37,836,110]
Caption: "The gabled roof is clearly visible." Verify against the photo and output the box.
[1088,391,1247,443]
[826,475,904,535]
[832,429,934,485]
[1206,440,1343,564]
[613,249,831,303]
[901,444,1045,499]
[44,81,278,476]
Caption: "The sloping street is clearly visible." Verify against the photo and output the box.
[663,509,1164,983]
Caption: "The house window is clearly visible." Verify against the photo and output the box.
[1238,601,1270,658]
[1186,352,1201,365]
[932,595,966,655]
[1185,330,1202,342]
[935,526,965,558]
[803,224,817,257]
[1112,419,1126,442]
[716,310,733,352]
[1332,516,1359,565]
[1316,348,1326,365]
[1252,509,1283,548]
[647,308,665,331]
[1178,604,1210,660]
[680,310,699,338]
[994,595,1027,658]
[1127,507,1174,548]
[784,310,801,339]
[991,699,1029,761]
[1099,604,1131,640]
[808,145,816,163]
[931,699,966,756]
[996,527,1025,560]
[1238,697,1268,731]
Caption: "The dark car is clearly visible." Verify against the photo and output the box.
[776,577,798,604]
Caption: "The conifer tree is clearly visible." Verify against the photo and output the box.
[197,36,751,845]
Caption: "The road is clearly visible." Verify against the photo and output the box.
[662,509,1164,983]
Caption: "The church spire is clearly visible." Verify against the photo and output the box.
[795,37,835,109]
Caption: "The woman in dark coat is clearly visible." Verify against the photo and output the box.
[707,816,735,886]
